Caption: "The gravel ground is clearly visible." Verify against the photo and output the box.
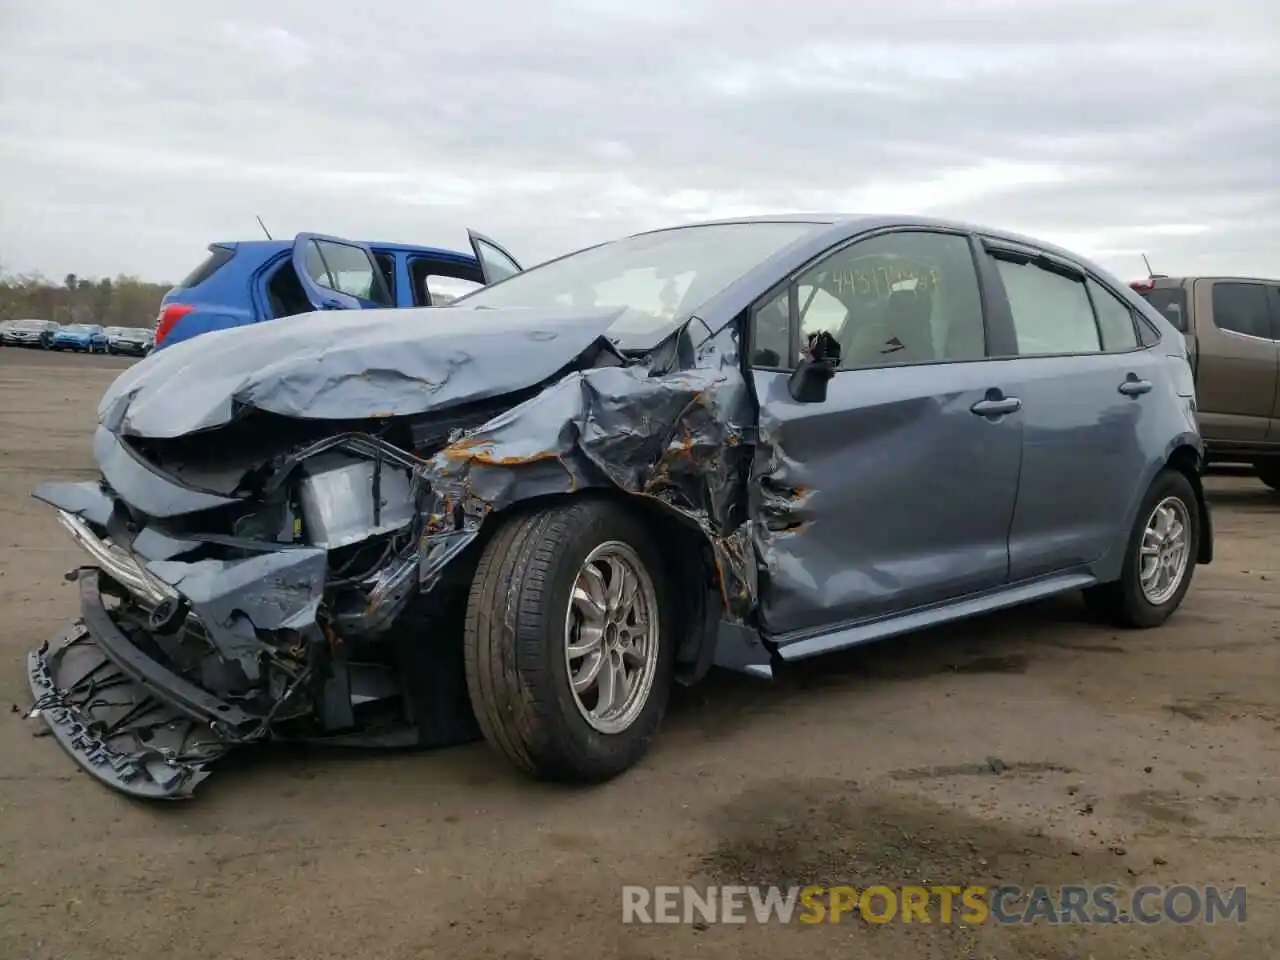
[0,347,1275,960]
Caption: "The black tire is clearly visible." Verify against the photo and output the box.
[1253,459,1280,492]
[1083,468,1199,628]
[463,498,674,783]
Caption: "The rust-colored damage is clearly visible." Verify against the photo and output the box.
[441,435,563,468]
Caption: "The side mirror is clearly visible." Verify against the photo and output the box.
[787,331,841,403]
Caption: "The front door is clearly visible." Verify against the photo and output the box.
[749,228,1023,642]
[291,233,394,311]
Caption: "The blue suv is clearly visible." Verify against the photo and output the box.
[152,230,524,351]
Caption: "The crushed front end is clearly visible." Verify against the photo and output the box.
[26,306,768,798]
[28,421,492,799]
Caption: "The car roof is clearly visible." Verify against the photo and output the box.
[1135,274,1279,285]
[628,213,1110,264]
[211,238,473,258]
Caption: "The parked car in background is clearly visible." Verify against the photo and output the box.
[50,323,108,353]
[104,326,153,356]
[2,318,60,348]
[29,214,1211,799]
[151,230,523,351]
[1131,274,1280,489]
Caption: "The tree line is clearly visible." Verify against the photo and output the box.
[0,266,172,328]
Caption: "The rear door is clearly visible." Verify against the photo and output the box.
[291,233,395,311]
[1193,280,1278,442]
[1266,283,1280,438]
[466,229,524,285]
[982,241,1156,579]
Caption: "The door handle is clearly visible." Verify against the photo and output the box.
[971,397,1022,417]
[1118,378,1153,396]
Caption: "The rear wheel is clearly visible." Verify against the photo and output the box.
[1253,458,1280,492]
[1084,468,1199,628]
[463,499,673,782]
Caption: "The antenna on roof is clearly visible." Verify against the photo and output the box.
[256,215,273,240]
[1141,253,1155,277]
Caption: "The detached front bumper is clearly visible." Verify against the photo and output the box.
[27,569,258,799]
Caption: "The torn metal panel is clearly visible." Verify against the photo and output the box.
[33,480,203,561]
[146,547,329,681]
[423,323,760,619]
[94,426,238,517]
[31,480,115,526]
[98,306,630,438]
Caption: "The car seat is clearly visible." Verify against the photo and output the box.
[878,287,935,364]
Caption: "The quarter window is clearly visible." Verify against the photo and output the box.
[997,258,1100,356]
[1086,278,1139,351]
[1212,282,1272,339]
[750,230,986,369]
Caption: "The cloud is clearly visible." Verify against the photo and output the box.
[0,0,1275,283]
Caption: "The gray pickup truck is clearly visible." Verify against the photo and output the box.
[1132,275,1280,489]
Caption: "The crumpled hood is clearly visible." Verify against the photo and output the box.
[99,305,628,439]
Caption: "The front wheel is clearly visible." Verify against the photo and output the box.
[463,499,673,783]
[1083,468,1199,628]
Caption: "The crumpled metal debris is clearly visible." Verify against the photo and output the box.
[422,323,759,619]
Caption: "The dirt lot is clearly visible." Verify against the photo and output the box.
[0,348,1276,960]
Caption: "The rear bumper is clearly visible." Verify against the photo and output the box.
[27,569,253,799]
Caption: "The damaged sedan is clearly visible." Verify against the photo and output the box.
[27,215,1212,799]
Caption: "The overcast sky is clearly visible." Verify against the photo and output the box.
[1,0,1276,284]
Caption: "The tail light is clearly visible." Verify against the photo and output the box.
[1130,278,1155,292]
[153,303,194,345]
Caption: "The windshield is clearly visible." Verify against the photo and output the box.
[1135,286,1188,332]
[14,319,48,330]
[454,221,822,346]
[64,325,88,332]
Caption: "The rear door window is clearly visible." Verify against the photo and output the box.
[424,276,483,306]
[1135,286,1188,332]
[407,256,486,307]
[995,257,1101,355]
[1212,282,1272,339]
